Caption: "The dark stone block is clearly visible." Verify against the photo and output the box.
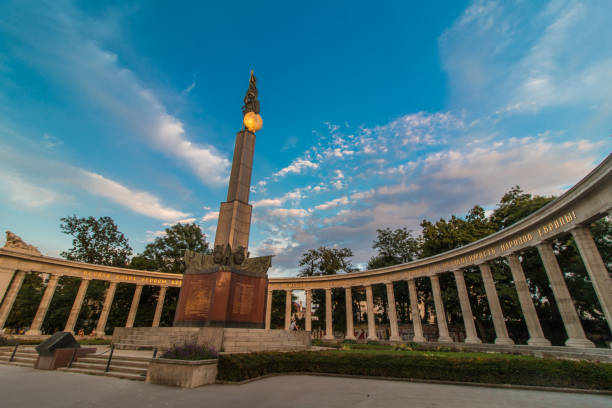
[35,332,80,356]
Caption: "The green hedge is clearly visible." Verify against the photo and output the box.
[217,351,612,390]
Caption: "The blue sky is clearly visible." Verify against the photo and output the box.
[0,0,611,276]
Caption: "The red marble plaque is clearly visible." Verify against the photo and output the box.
[174,269,268,328]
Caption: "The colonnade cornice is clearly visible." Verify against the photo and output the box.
[0,249,183,287]
[268,153,612,291]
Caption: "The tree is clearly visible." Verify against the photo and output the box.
[295,247,357,333]
[131,223,210,275]
[298,247,356,276]
[60,215,132,266]
[367,227,420,269]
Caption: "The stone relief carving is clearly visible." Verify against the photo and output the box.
[3,231,41,256]
[185,248,271,278]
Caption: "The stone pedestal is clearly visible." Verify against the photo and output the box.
[174,250,271,328]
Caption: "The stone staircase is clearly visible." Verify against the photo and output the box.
[222,329,310,353]
[57,353,150,381]
[114,332,156,350]
[0,346,37,367]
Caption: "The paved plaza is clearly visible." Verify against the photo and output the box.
[0,365,610,408]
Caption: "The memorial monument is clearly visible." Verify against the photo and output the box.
[174,71,271,328]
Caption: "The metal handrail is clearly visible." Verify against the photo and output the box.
[104,345,115,372]
[9,344,18,362]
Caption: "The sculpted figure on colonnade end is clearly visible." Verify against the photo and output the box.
[3,231,41,256]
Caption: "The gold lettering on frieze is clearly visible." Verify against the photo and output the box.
[537,210,576,238]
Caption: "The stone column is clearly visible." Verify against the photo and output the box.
[479,262,514,345]
[265,289,273,330]
[537,242,595,348]
[95,281,117,337]
[571,226,612,331]
[430,275,452,343]
[0,270,26,330]
[407,278,426,342]
[284,290,292,330]
[26,274,59,335]
[344,287,356,340]
[305,289,312,332]
[323,288,334,340]
[64,278,90,333]
[506,254,551,346]
[152,286,167,328]
[453,269,481,344]
[365,285,378,340]
[385,282,401,342]
[125,284,143,328]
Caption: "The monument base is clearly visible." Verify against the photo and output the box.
[174,261,269,328]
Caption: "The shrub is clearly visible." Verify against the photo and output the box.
[217,351,612,390]
[160,344,218,360]
[342,339,357,344]
[366,340,380,345]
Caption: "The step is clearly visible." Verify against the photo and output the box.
[76,357,149,368]
[58,368,145,381]
[69,362,147,375]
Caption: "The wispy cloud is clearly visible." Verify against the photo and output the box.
[0,3,230,186]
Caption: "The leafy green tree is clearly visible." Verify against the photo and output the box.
[131,223,210,274]
[293,247,356,333]
[60,215,133,266]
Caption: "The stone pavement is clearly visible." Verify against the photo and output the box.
[0,365,610,408]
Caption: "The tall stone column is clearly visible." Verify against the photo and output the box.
[571,226,612,331]
[26,274,59,336]
[265,289,273,330]
[407,279,426,342]
[64,278,90,333]
[125,284,143,328]
[344,287,356,340]
[152,286,167,328]
[284,290,292,330]
[453,269,481,344]
[0,270,25,330]
[365,285,378,340]
[479,262,514,345]
[506,254,551,346]
[95,281,117,337]
[430,275,452,343]
[305,289,312,332]
[537,242,594,348]
[323,288,334,340]
[385,282,402,342]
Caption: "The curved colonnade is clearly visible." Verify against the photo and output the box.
[267,155,612,348]
[0,154,610,347]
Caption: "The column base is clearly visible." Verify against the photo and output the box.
[389,336,402,342]
[344,335,357,341]
[322,335,335,340]
[437,336,453,343]
[565,337,595,348]
[412,335,426,342]
[24,329,41,336]
[367,335,379,341]
[527,337,552,347]
[464,337,482,344]
[494,337,515,345]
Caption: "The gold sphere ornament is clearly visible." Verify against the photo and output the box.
[243,111,263,132]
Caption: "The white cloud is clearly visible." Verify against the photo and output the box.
[0,146,188,222]
[202,211,220,222]
[145,230,166,242]
[0,172,69,208]
[274,158,319,178]
[0,5,230,187]
[268,208,310,218]
[162,217,196,226]
[314,196,349,211]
